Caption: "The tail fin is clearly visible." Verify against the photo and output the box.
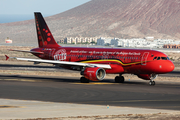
[34,12,60,48]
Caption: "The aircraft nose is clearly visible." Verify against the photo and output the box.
[153,60,175,74]
[169,61,175,72]
[163,61,175,73]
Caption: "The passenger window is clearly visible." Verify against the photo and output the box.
[157,57,160,60]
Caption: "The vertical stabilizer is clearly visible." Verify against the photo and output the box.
[34,12,60,48]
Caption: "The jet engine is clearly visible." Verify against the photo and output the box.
[81,67,106,81]
[137,74,158,80]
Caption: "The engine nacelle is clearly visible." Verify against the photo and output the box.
[81,67,106,81]
[137,74,158,80]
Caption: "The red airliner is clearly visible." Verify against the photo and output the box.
[6,12,175,85]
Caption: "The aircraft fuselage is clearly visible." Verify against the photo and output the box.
[31,47,174,75]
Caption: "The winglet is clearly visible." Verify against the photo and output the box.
[5,55,9,61]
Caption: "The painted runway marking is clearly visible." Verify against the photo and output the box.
[0,105,24,108]
[0,79,37,82]
[0,79,52,82]
[71,83,119,85]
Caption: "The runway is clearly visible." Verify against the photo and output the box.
[0,63,180,77]
[0,74,180,111]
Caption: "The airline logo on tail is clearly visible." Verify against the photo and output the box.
[34,12,60,48]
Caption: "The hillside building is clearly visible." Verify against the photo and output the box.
[97,37,178,48]
[63,37,98,44]
[97,37,112,46]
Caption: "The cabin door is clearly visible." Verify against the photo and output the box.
[49,49,55,59]
[141,52,149,65]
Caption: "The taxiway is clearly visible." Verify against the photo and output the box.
[0,74,180,110]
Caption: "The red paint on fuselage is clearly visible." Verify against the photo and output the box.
[31,47,174,75]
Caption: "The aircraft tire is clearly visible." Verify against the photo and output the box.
[149,81,155,86]
[115,76,119,83]
[80,77,89,83]
[115,76,124,83]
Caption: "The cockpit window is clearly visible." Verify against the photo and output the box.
[157,57,161,60]
[154,56,170,60]
[153,57,157,60]
[161,57,167,60]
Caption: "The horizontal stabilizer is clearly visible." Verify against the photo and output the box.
[8,49,44,54]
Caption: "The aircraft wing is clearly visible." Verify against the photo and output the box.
[5,55,111,69]
[8,49,44,54]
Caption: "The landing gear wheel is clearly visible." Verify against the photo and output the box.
[115,76,124,83]
[149,81,155,86]
[80,77,89,83]
[115,76,119,83]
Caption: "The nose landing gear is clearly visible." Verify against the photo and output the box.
[149,74,157,86]
[149,80,155,86]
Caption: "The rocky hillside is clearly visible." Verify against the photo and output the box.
[1,0,180,45]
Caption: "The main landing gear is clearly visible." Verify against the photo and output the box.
[149,80,155,86]
[115,75,125,83]
[80,77,89,83]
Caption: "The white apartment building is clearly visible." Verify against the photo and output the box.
[97,37,112,46]
[64,37,178,48]
[98,37,178,48]
[64,37,98,44]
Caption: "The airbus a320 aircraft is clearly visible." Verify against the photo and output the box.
[6,12,175,86]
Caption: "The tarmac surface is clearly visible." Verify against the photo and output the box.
[0,63,180,77]
[0,99,178,119]
[0,64,180,119]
